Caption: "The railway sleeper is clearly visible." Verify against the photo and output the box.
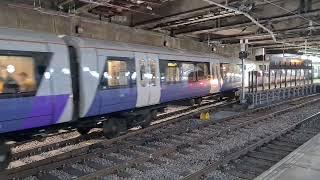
[232,161,266,174]
[117,169,133,178]
[294,129,319,135]
[267,143,297,152]
[241,156,275,167]
[85,159,109,170]
[277,137,306,145]
[37,173,62,180]
[246,151,281,162]
[271,141,300,149]
[63,165,88,177]
[225,169,257,180]
[258,147,290,156]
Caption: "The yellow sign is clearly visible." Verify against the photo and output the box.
[200,112,210,121]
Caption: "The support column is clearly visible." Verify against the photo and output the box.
[240,39,248,104]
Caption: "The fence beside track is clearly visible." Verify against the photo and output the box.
[243,84,318,108]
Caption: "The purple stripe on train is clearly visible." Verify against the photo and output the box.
[85,87,137,117]
[160,81,211,103]
[0,94,69,133]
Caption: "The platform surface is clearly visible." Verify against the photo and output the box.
[255,132,320,180]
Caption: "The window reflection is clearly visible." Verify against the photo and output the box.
[181,63,196,82]
[0,56,36,94]
[107,60,128,87]
[196,63,209,80]
[139,59,147,87]
[101,58,136,89]
[149,59,157,86]
[220,63,242,82]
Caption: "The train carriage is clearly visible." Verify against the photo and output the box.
[0,28,242,170]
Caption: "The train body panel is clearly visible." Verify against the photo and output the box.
[0,28,73,134]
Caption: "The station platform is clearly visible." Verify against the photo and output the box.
[256,132,320,180]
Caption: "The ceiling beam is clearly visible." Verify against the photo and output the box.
[133,0,280,29]
[133,0,243,28]
[207,26,320,42]
[174,9,320,35]
[77,0,159,16]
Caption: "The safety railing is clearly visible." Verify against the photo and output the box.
[242,84,318,108]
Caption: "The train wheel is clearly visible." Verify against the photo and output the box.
[77,127,91,135]
[195,98,202,105]
[188,99,195,106]
[0,142,10,171]
[103,118,127,139]
[151,109,158,120]
[141,113,153,129]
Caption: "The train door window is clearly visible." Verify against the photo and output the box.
[167,62,180,83]
[149,59,157,86]
[101,57,135,89]
[0,56,37,95]
[196,63,209,80]
[160,60,181,84]
[181,63,196,82]
[139,59,147,87]
[159,60,166,83]
[215,65,220,79]
[220,63,227,79]
[211,64,216,79]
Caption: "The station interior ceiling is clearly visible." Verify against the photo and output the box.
[4,0,320,55]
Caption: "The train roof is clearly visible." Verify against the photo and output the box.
[0,27,235,63]
[63,36,223,61]
[0,27,66,45]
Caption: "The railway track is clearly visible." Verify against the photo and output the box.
[5,97,235,170]
[9,97,224,162]
[183,112,320,180]
[2,94,320,179]
[8,97,216,148]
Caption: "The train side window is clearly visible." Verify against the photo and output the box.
[0,56,37,95]
[160,60,181,84]
[181,63,196,82]
[196,63,209,80]
[101,57,136,89]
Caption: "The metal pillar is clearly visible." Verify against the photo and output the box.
[262,48,265,91]
[240,39,248,104]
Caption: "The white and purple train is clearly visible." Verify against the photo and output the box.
[0,28,241,169]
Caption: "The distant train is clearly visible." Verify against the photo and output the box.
[0,28,242,170]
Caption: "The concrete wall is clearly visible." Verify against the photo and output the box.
[0,4,240,58]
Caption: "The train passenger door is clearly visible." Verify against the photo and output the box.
[135,52,161,107]
[210,62,221,93]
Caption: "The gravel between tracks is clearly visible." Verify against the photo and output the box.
[108,100,320,180]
